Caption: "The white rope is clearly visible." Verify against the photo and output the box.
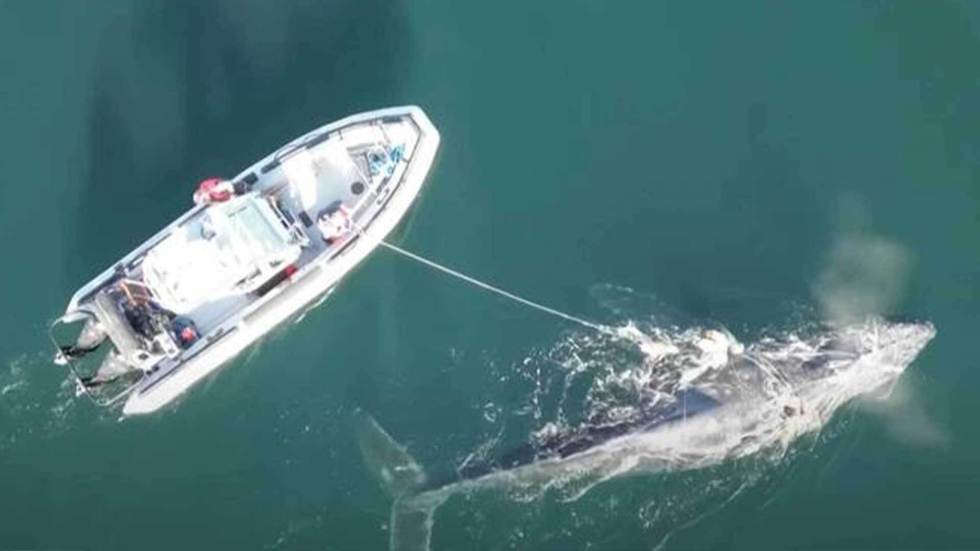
[379,241,607,332]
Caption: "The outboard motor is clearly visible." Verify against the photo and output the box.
[55,317,107,363]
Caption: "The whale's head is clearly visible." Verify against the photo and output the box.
[771,320,936,418]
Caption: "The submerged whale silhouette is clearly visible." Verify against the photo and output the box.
[356,319,935,551]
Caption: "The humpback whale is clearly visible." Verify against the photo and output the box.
[357,319,935,551]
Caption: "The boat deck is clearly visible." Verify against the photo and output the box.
[175,116,423,338]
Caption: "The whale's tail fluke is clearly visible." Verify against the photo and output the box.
[354,410,438,551]
[354,410,427,499]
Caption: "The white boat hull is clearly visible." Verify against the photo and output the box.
[56,106,440,415]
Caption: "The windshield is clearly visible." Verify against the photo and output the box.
[222,199,292,265]
[143,195,301,313]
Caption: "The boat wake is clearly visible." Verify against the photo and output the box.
[0,352,79,451]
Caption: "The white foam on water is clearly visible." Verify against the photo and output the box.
[0,352,81,450]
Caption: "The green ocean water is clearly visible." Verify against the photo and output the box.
[1,1,979,549]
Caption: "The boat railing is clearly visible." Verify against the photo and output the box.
[265,195,311,248]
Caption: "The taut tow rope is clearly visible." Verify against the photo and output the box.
[378,240,608,333]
